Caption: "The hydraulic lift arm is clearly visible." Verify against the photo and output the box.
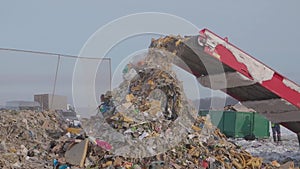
[150,29,300,134]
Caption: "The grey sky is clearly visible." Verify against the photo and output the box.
[1,1,300,106]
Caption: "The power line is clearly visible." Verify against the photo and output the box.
[0,47,110,60]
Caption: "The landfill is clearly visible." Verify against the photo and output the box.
[0,36,298,168]
[0,109,296,169]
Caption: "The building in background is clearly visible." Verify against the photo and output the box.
[6,101,41,111]
[34,94,67,111]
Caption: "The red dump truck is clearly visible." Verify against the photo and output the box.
[151,29,300,136]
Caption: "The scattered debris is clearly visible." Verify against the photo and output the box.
[0,36,299,169]
[0,110,64,168]
[0,105,299,168]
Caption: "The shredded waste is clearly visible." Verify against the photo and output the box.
[0,111,294,169]
[0,36,298,169]
[0,109,297,169]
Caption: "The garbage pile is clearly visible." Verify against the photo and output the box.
[80,48,295,168]
[0,36,298,169]
[0,109,297,169]
[0,110,66,168]
[83,115,268,169]
[83,49,197,159]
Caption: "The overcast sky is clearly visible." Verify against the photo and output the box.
[1,1,300,106]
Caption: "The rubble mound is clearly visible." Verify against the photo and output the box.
[0,110,65,168]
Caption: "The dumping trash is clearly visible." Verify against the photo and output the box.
[0,35,299,169]
[80,46,297,168]
[83,48,197,159]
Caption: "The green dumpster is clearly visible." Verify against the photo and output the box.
[199,110,270,139]
[253,113,270,138]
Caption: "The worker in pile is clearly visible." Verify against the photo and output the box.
[98,91,115,116]
[271,122,281,143]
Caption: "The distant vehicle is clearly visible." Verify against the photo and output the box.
[57,109,78,121]
[56,109,81,127]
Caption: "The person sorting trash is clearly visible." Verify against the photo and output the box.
[271,122,281,143]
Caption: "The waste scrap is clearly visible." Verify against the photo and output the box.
[83,49,198,159]
[84,113,268,169]
[0,109,296,169]
[0,110,66,168]
[81,47,297,168]
[0,36,298,168]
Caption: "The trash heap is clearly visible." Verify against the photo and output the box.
[0,36,297,169]
[79,48,293,168]
[82,116,268,169]
[83,49,197,159]
[0,109,296,169]
[0,110,66,168]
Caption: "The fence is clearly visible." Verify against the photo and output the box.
[0,48,111,117]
